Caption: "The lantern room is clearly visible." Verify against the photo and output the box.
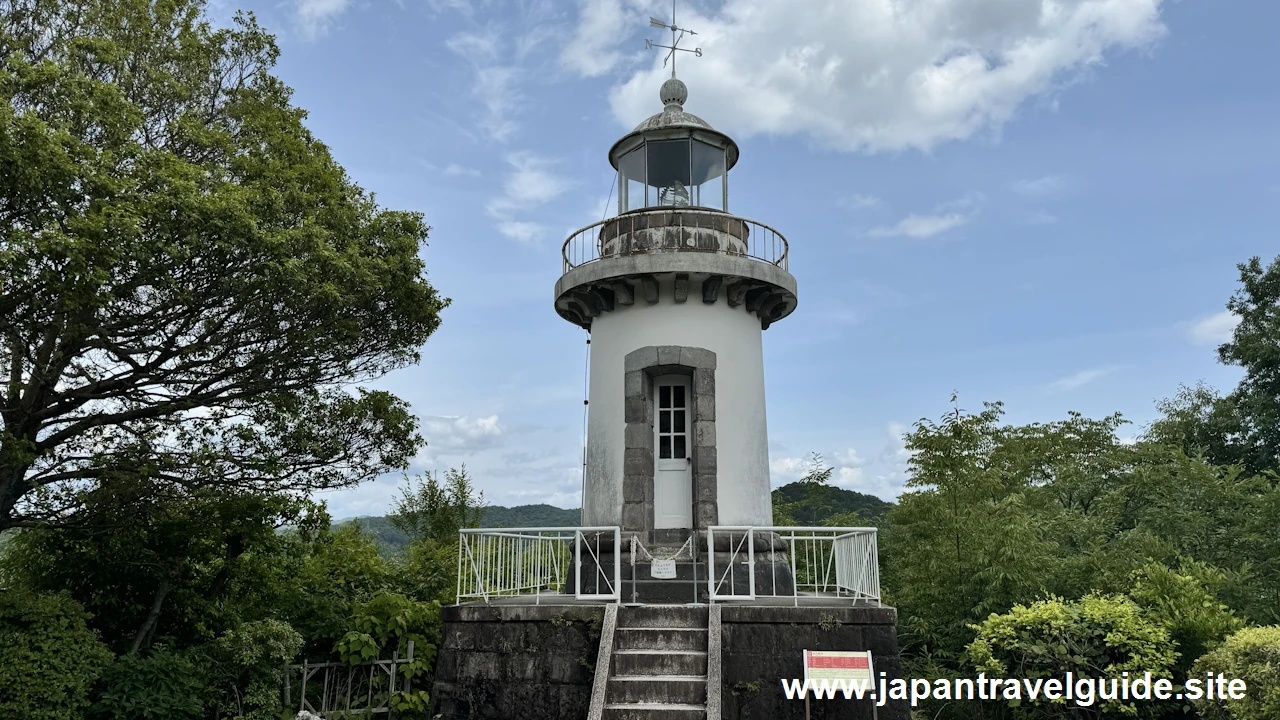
[608,78,740,214]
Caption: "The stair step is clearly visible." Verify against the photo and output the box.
[613,649,707,676]
[603,702,706,720]
[615,627,708,652]
[609,676,706,705]
[617,606,708,629]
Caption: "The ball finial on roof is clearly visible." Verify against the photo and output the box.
[660,77,688,111]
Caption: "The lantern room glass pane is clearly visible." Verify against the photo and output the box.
[691,140,726,211]
[647,139,692,207]
[618,146,646,213]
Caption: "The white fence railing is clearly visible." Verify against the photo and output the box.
[707,526,880,605]
[456,527,621,604]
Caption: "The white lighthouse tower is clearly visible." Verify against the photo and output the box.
[555,69,797,546]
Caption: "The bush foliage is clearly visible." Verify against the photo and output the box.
[0,592,114,720]
[1191,626,1280,720]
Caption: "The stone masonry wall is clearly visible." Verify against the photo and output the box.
[720,606,909,720]
[429,605,605,720]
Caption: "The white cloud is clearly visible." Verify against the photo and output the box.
[295,0,351,39]
[560,0,633,77]
[769,456,807,485]
[1188,311,1239,346]
[582,0,1166,152]
[426,0,472,12]
[841,194,884,210]
[489,153,569,212]
[834,466,864,488]
[421,414,504,454]
[870,193,982,238]
[870,212,969,239]
[1046,367,1116,393]
[446,30,500,63]
[834,448,865,467]
[446,30,529,141]
[444,163,482,178]
[879,421,911,464]
[493,221,543,244]
[487,153,570,244]
[1027,210,1060,225]
[1013,175,1067,197]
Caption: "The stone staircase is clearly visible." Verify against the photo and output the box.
[603,606,710,720]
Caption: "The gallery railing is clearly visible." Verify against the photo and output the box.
[561,208,789,273]
[706,526,880,605]
[456,527,622,604]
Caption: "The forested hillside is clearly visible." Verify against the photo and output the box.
[340,504,583,552]
[771,477,894,525]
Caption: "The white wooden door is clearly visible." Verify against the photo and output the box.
[653,375,693,529]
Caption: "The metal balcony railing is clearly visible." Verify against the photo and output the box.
[456,527,622,604]
[561,208,789,274]
[454,525,878,607]
[707,526,881,605]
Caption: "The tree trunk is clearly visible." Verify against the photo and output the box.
[128,569,175,655]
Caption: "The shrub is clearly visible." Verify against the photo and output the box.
[91,648,205,720]
[0,591,114,720]
[1191,626,1280,720]
[335,593,439,713]
[1127,561,1244,673]
[209,619,304,720]
[967,594,1177,718]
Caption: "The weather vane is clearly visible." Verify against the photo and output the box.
[646,0,702,78]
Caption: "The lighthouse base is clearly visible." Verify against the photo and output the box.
[428,603,908,720]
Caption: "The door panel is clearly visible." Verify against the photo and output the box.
[654,375,693,529]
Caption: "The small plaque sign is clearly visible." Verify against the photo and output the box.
[650,558,677,579]
[803,650,874,685]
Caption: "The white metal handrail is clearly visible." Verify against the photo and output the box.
[707,526,880,606]
[456,526,621,604]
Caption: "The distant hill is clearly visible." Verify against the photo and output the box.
[341,515,409,550]
[338,489,887,553]
[771,481,894,526]
[481,504,581,529]
[338,504,583,552]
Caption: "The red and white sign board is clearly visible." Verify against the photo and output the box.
[803,650,875,685]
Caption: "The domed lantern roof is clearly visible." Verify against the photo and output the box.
[608,78,739,214]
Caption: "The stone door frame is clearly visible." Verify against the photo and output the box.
[622,345,717,542]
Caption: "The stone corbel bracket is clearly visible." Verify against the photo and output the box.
[555,252,798,331]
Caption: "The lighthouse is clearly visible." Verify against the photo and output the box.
[432,20,902,720]
[555,75,797,545]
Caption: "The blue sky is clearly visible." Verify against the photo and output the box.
[213,0,1278,518]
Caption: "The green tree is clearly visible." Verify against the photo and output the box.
[391,467,484,606]
[284,520,392,658]
[1217,255,1280,475]
[1148,255,1280,476]
[0,0,447,531]
[389,466,485,546]
[885,401,1059,660]
[1,483,322,654]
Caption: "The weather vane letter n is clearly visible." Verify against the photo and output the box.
[646,0,702,78]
